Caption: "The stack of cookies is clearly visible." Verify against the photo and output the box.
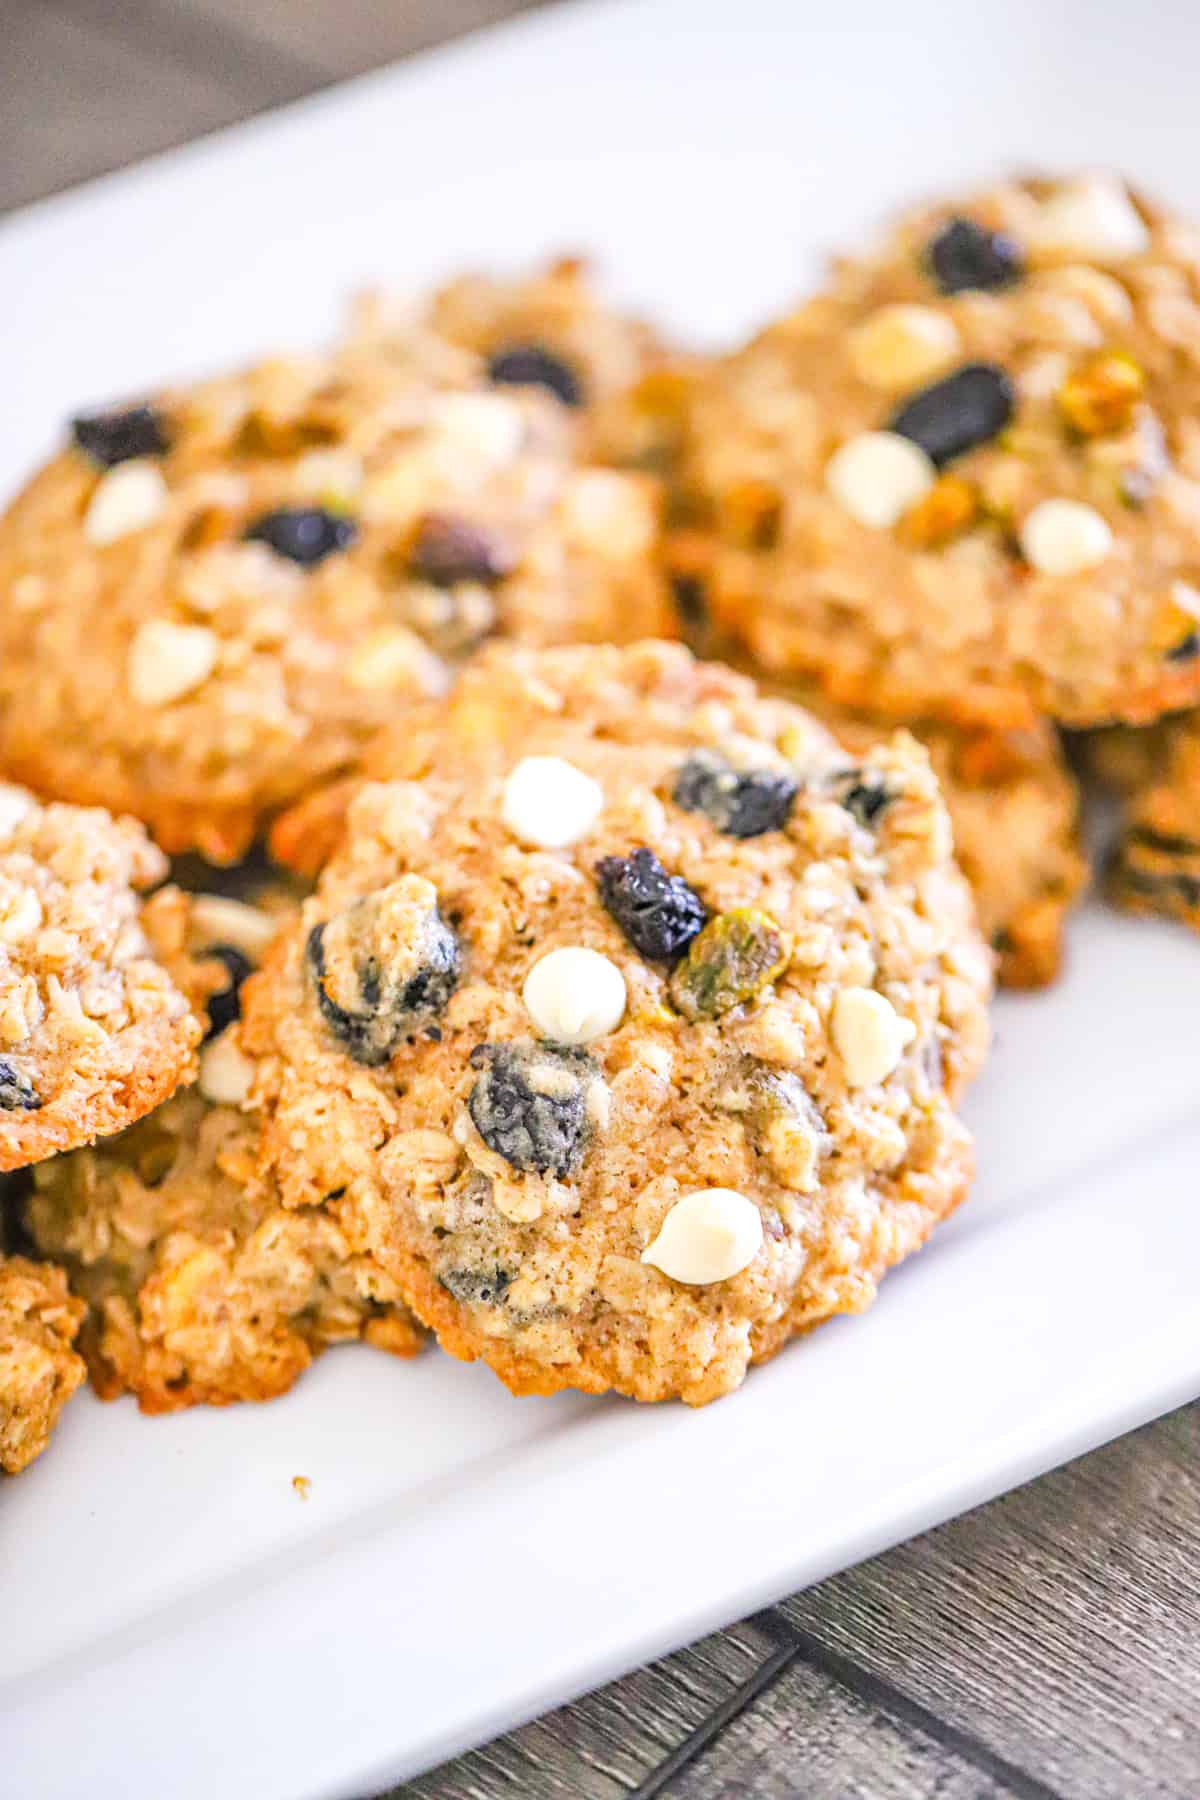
[2,183,1189,1469]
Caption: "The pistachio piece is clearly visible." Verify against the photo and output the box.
[669,909,788,1020]
[1058,350,1145,438]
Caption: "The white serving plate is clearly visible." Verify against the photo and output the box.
[4,2,1200,1794]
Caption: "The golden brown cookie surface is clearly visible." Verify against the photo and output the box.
[0,1255,86,1474]
[760,682,1087,988]
[347,255,691,473]
[0,788,201,1170]
[682,175,1200,729]
[0,335,671,861]
[245,642,991,1406]
[1087,710,1200,930]
[25,1087,424,1413]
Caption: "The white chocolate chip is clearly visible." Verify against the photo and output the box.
[826,431,936,528]
[1035,176,1149,261]
[832,987,917,1087]
[523,946,626,1046]
[641,1189,763,1286]
[198,1028,257,1105]
[345,626,447,694]
[431,392,525,467]
[127,620,219,707]
[188,895,278,961]
[84,460,168,545]
[848,304,961,391]
[501,755,603,849]
[0,785,34,841]
[293,448,364,501]
[560,470,657,558]
[1019,498,1113,576]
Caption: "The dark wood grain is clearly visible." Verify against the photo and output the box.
[2,1,250,211]
[403,1617,783,1800]
[4,8,1199,1800]
[782,1405,1200,1800]
[658,1646,1036,1800]
[2,0,544,212]
[155,0,551,81]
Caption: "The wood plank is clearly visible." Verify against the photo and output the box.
[40,0,324,104]
[782,1402,1200,1800]
[4,0,545,216]
[1,2,250,211]
[658,1647,1031,1800]
[399,1617,781,1799]
[139,0,549,82]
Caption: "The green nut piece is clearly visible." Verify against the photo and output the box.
[669,908,789,1020]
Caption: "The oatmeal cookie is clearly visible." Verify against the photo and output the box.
[759,681,1087,987]
[244,641,991,1406]
[1086,710,1200,929]
[271,654,1085,988]
[682,173,1200,729]
[25,1087,424,1413]
[0,787,201,1170]
[0,337,671,862]
[346,255,691,472]
[0,1255,86,1474]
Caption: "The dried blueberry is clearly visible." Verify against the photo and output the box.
[467,1041,596,1177]
[486,343,584,408]
[673,750,798,839]
[307,881,460,1066]
[202,945,253,1041]
[245,507,358,566]
[834,771,893,829]
[409,513,515,587]
[926,217,1024,295]
[439,1266,514,1308]
[671,571,707,628]
[0,1060,41,1112]
[889,363,1015,467]
[595,848,707,963]
[71,405,169,467]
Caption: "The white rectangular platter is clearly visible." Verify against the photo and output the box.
[4,2,1200,1794]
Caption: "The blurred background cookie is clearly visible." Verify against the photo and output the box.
[677,173,1200,731]
[0,330,673,863]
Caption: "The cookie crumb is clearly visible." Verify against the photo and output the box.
[292,1475,312,1501]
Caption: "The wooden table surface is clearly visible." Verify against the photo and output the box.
[6,4,1198,1795]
